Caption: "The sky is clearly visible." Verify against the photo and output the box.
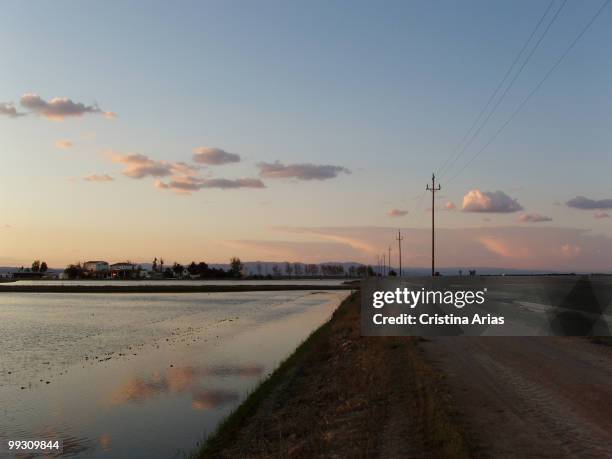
[1,0,611,271]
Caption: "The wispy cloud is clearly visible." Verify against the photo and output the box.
[84,174,114,182]
[274,226,612,271]
[444,201,456,211]
[55,139,74,149]
[0,102,25,118]
[566,196,612,210]
[462,190,523,213]
[156,176,265,195]
[257,161,350,181]
[518,213,552,223]
[225,239,365,263]
[112,153,198,179]
[193,147,240,165]
[20,93,115,121]
[387,208,408,217]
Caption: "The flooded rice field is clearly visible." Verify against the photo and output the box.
[0,289,351,458]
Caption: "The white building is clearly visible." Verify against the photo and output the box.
[83,260,110,273]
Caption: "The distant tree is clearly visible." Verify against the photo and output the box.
[160,258,164,273]
[172,262,184,278]
[31,260,41,272]
[152,257,158,272]
[40,261,48,273]
[64,263,83,279]
[229,257,244,278]
[388,270,397,276]
[163,267,173,278]
[367,265,375,277]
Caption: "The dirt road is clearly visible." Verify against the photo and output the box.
[421,337,612,458]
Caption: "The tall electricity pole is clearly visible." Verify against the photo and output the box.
[396,230,403,277]
[388,245,392,275]
[426,173,441,277]
[382,254,386,276]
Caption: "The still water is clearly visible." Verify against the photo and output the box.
[0,290,351,458]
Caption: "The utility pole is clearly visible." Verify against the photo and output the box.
[426,173,441,277]
[396,230,403,277]
[382,254,386,276]
[388,245,392,275]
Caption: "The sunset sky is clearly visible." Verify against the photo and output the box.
[1,0,611,271]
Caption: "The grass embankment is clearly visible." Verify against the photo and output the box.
[0,284,353,294]
[196,292,470,458]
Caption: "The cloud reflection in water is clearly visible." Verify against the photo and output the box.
[110,364,263,410]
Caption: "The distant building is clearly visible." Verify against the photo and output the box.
[83,261,110,273]
[110,262,137,279]
[82,260,110,279]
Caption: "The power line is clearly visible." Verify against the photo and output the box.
[439,0,567,180]
[437,0,556,178]
[446,0,611,185]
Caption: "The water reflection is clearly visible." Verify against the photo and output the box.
[110,365,262,407]
[98,434,111,453]
[0,290,348,459]
[204,365,264,377]
[191,390,240,410]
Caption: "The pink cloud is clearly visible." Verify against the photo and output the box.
[560,243,581,258]
[224,240,361,263]
[0,102,25,118]
[444,202,456,211]
[83,174,114,182]
[55,139,74,149]
[387,208,408,217]
[257,161,350,181]
[193,147,240,165]
[462,190,523,213]
[20,93,114,121]
[112,153,198,179]
[270,226,612,271]
[156,176,265,195]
